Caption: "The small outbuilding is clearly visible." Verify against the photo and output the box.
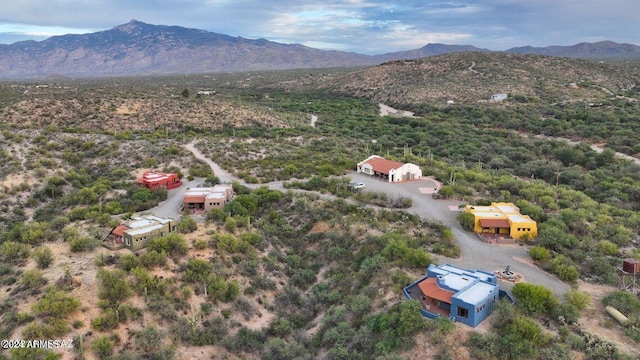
[356,155,422,183]
[491,93,508,101]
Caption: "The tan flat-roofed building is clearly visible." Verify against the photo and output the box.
[183,184,233,211]
[109,215,178,251]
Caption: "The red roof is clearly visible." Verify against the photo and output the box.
[418,277,454,304]
[479,219,511,228]
[111,224,127,237]
[363,157,404,174]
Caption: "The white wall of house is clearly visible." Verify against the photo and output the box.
[388,163,422,182]
[360,163,374,175]
[491,93,508,101]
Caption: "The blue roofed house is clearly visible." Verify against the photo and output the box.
[403,264,503,327]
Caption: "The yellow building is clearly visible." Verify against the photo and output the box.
[465,202,537,240]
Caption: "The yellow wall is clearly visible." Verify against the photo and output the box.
[466,203,537,240]
[509,221,537,240]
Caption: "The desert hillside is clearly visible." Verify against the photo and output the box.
[314,52,640,105]
[1,61,640,359]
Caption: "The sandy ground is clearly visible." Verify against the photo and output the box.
[5,240,112,360]
[2,173,38,190]
[379,103,415,117]
[575,281,640,357]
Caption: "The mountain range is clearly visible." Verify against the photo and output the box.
[1,20,639,78]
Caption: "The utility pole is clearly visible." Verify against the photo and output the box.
[554,166,561,202]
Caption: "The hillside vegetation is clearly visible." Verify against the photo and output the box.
[315,52,640,105]
[1,54,640,359]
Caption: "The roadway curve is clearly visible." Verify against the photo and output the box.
[177,141,570,296]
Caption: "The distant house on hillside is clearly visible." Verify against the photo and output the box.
[356,155,422,183]
[491,93,508,101]
[107,215,178,251]
[198,90,216,95]
[136,171,182,190]
[403,264,506,327]
[183,184,234,212]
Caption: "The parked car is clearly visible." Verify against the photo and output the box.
[353,182,365,189]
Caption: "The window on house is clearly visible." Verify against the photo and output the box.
[457,307,469,318]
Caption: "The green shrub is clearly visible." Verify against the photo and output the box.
[0,241,30,260]
[457,211,475,231]
[193,239,209,250]
[147,233,187,257]
[226,327,266,353]
[20,269,47,289]
[91,310,119,331]
[91,336,114,360]
[551,255,579,282]
[596,240,619,256]
[117,253,141,271]
[602,290,640,317]
[512,283,558,316]
[22,318,70,339]
[69,237,99,252]
[9,348,61,360]
[31,287,80,319]
[224,216,238,233]
[207,208,226,222]
[179,215,198,233]
[563,290,591,311]
[32,246,54,268]
[529,246,551,263]
[139,250,167,268]
[96,269,132,304]
[182,258,213,283]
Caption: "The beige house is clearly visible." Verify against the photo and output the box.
[183,184,234,211]
[110,215,178,251]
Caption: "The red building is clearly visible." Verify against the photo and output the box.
[136,171,182,190]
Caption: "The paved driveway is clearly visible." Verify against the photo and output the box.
[168,143,570,296]
[347,172,570,296]
[151,177,205,219]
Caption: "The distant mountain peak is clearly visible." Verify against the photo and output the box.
[1,20,639,79]
[113,19,146,33]
[506,41,640,59]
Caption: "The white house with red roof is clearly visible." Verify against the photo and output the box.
[356,155,422,183]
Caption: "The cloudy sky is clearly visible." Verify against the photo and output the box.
[0,1,637,54]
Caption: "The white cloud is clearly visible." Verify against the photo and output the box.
[0,0,638,52]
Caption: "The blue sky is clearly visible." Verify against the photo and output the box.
[0,1,638,54]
